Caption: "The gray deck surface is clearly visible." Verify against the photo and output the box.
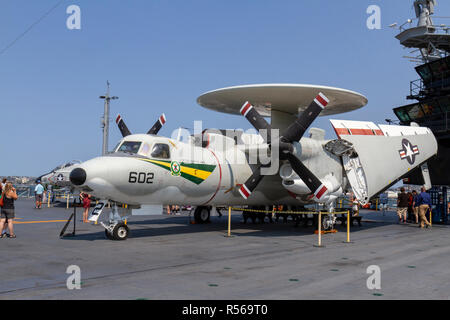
[0,199,449,300]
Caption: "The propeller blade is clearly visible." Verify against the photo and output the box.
[240,102,272,144]
[147,114,167,135]
[282,92,329,142]
[285,153,328,201]
[116,114,132,137]
[238,165,265,199]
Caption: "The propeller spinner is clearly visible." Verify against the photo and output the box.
[238,93,330,202]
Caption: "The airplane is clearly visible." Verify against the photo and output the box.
[40,160,82,188]
[68,84,438,240]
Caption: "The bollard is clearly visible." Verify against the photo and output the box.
[66,193,70,209]
[47,192,51,208]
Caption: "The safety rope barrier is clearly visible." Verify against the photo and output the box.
[226,207,354,246]
[228,207,350,215]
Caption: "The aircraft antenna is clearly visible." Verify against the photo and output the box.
[99,81,119,155]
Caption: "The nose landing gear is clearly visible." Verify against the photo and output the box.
[105,222,130,240]
[99,203,132,240]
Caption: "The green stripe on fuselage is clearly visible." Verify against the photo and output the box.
[138,158,216,185]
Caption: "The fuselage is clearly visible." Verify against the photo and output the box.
[71,133,343,207]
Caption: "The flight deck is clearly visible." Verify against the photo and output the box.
[1,199,449,300]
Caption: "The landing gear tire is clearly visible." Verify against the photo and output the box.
[105,229,114,240]
[314,215,334,231]
[112,223,130,240]
[194,206,210,224]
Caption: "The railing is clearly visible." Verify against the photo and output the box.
[409,78,425,99]
[409,75,450,100]
[16,186,34,198]
[399,19,450,34]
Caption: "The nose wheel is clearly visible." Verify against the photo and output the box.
[105,222,130,240]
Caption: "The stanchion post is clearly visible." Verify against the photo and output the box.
[47,192,51,208]
[347,210,350,243]
[318,211,322,247]
[66,193,69,209]
[429,207,432,227]
[227,206,232,237]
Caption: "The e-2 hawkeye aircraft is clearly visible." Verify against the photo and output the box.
[69,84,438,240]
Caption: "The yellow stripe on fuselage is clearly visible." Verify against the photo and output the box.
[139,159,213,181]
[144,159,171,169]
[180,166,213,180]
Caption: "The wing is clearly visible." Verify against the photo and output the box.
[330,120,437,203]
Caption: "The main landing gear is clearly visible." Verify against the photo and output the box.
[194,206,211,224]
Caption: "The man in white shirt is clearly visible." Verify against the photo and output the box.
[34,181,45,209]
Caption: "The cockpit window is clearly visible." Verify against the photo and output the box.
[52,165,63,171]
[139,143,151,157]
[150,143,170,159]
[117,141,142,154]
[112,142,121,153]
[63,161,80,168]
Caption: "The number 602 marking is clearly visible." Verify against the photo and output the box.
[128,172,154,184]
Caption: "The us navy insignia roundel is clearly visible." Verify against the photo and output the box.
[398,139,420,165]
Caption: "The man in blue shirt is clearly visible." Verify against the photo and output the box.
[416,187,432,228]
[34,180,45,209]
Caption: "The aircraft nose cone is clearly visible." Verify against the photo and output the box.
[70,168,86,186]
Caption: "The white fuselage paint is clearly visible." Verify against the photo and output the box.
[76,134,343,207]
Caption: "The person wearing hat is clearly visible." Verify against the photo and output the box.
[34,180,45,209]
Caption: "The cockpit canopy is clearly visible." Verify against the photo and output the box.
[114,138,171,159]
[51,160,82,172]
[117,141,142,154]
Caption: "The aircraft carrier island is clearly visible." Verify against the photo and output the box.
[393,0,450,223]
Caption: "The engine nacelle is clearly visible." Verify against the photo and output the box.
[280,163,343,204]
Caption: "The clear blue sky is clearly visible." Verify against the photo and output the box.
[1,0,449,176]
